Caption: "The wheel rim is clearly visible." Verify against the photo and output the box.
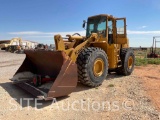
[93,58,104,77]
[128,56,133,69]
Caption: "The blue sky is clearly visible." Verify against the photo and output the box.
[0,0,160,47]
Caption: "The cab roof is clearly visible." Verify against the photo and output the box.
[88,14,115,19]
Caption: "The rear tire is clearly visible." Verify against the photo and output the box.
[116,48,135,75]
[77,47,108,87]
[8,46,12,52]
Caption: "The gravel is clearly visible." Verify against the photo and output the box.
[0,50,159,120]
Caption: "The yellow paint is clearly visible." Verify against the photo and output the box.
[93,58,104,77]
[54,35,65,50]
[0,38,22,49]
[54,14,130,70]
[128,56,133,69]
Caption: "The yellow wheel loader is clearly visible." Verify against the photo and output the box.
[11,14,135,100]
[0,38,22,51]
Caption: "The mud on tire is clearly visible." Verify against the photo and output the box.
[77,47,108,87]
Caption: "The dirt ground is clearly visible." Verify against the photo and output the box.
[134,65,160,111]
[0,50,160,120]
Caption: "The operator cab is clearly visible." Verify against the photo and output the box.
[86,16,107,38]
[83,14,127,44]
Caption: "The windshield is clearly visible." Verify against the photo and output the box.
[86,16,106,37]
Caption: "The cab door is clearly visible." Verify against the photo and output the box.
[115,18,127,44]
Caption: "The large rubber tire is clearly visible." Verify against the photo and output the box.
[8,46,12,52]
[117,48,135,75]
[1,48,6,50]
[5,47,9,51]
[77,47,108,87]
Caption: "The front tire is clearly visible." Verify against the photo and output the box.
[77,47,108,87]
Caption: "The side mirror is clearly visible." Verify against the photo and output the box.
[82,20,86,28]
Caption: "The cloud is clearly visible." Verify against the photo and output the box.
[24,35,53,38]
[8,30,160,36]
[141,26,147,28]
[137,25,147,29]
[127,30,160,34]
[8,31,86,37]
[3,30,160,47]
[9,31,47,35]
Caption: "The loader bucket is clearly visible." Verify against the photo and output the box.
[11,50,78,100]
